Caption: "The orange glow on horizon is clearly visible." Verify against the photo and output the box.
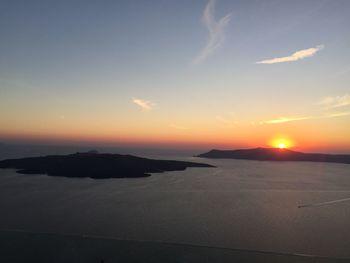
[1,123,350,153]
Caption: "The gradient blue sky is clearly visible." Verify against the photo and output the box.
[1,0,350,151]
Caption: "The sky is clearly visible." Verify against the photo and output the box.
[0,0,350,153]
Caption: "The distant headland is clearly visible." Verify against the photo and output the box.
[197,148,350,164]
[0,151,215,179]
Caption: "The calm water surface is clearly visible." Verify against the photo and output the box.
[0,153,350,258]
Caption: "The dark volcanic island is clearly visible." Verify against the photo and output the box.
[0,152,215,179]
[197,147,350,164]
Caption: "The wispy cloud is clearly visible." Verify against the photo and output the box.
[193,0,232,65]
[324,111,350,118]
[318,94,350,108]
[132,98,155,111]
[264,112,350,124]
[259,95,350,125]
[264,116,311,124]
[169,124,188,130]
[256,45,324,64]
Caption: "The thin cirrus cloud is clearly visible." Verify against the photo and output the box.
[264,112,350,124]
[317,94,350,108]
[242,95,350,125]
[256,45,324,64]
[264,116,311,124]
[132,98,155,111]
[193,0,232,65]
[324,111,350,118]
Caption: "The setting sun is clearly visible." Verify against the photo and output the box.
[270,138,294,149]
[278,143,286,149]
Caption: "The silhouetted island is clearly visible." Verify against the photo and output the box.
[0,152,215,179]
[197,148,350,164]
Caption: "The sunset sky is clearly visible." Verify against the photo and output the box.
[1,0,350,152]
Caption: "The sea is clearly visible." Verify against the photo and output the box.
[0,144,350,261]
